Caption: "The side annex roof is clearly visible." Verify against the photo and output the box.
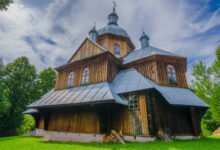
[111,68,154,94]
[28,82,128,109]
[111,68,209,108]
[123,46,180,64]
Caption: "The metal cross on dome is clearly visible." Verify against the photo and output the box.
[113,1,116,9]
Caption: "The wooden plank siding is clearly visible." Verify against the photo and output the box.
[111,92,149,136]
[97,34,134,57]
[145,89,198,135]
[38,115,44,129]
[55,59,109,90]
[47,108,100,134]
[69,39,105,63]
[156,61,188,88]
[125,56,188,88]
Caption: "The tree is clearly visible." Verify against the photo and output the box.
[0,0,13,11]
[0,57,37,136]
[36,67,56,98]
[191,45,220,135]
[0,57,57,136]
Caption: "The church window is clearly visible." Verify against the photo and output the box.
[68,72,74,88]
[167,65,177,83]
[113,44,120,55]
[129,95,138,110]
[82,68,89,85]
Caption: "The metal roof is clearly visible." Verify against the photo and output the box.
[111,68,154,94]
[154,85,209,107]
[28,82,128,108]
[123,46,180,64]
[111,68,209,108]
[98,24,129,38]
[23,108,38,114]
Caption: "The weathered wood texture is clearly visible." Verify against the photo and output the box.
[156,61,188,88]
[111,93,149,136]
[145,90,202,136]
[38,115,44,129]
[55,59,108,90]
[126,55,188,88]
[107,60,119,83]
[69,39,105,63]
[97,34,134,57]
[47,108,100,134]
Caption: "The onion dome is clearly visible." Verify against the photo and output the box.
[97,7,129,38]
[89,25,98,42]
[140,31,150,48]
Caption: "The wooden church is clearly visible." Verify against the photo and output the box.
[24,6,209,142]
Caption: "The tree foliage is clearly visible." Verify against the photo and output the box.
[0,0,13,11]
[36,67,56,97]
[0,57,56,136]
[191,45,220,135]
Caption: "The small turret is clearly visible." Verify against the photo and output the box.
[89,25,98,42]
[140,31,150,49]
[108,5,118,26]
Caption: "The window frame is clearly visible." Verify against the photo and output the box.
[167,64,177,83]
[128,94,139,110]
[82,67,89,85]
[113,44,120,55]
[67,72,74,88]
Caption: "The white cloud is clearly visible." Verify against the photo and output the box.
[0,0,219,83]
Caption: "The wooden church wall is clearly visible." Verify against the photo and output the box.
[111,92,149,136]
[107,60,119,83]
[127,59,188,88]
[145,90,200,136]
[69,39,105,63]
[47,108,100,134]
[38,115,44,129]
[156,61,188,88]
[54,59,108,90]
[97,34,133,57]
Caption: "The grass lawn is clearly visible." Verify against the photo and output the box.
[0,136,220,150]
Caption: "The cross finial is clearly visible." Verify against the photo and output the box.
[94,22,96,26]
[113,1,116,9]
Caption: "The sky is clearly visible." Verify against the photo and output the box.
[0,0,220,83]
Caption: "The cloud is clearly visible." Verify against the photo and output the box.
[0,0,219,83]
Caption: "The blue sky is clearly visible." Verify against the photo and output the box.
[0,0,220,82]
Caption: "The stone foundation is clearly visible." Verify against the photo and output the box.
[44,131,103,142]
[175,136,200,140]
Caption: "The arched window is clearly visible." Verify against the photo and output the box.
[167,65,177,83]
[82,68,89,85]
[68,72,74,88]
[113,44,120,55]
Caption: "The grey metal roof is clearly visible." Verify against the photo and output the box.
[123,46,180,64]
[111,68,154,94]
[154,85,209,107]
[111,68,208,108]
[98,24,129,38]
[23,108,38,114]
[28,82,128,108]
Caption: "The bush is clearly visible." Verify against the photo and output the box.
[18,114,35,135]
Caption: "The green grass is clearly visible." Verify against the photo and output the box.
[0,136,220,150]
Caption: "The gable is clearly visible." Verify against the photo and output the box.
[69,38,106,63]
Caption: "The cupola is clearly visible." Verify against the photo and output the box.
[140,31,149,48]
[108,7,118,26]
[89,25,98,42]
